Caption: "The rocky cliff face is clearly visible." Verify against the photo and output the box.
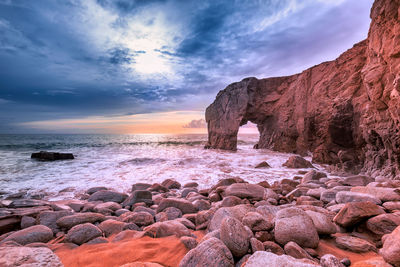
[205,0,400,179]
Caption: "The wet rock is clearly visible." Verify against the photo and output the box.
[157,198,197,214]
[243,251,317,267]
[1,225,53,245]
[131,183,151,192]
[242,211,273,231]
[98,219,126,237]
[366,213,400,236]
[250,237,264,253]
[122,190,153,207]
[335,191,381,205]
[255,161,271,168]
[39,210,74,234]
[342,175,374,187]
[65,223,102,245]
[122,212,154,226]
[21,216,36,229]
[56,212,106,229]
[221,196,242,207]
[0,246,63,267]
[208,204,255,232]
[284,241,313,260]
[262,241,285,255]
[225,183,265,200]
[9,199,50,208]
[180,236,198,250]
[335,235,376,252]
[283,156,314,169]
[181,188,198,198]
[183,182,198,188]
[144,221,192,238]
[320,254,345,267]
[380,225,400,266]
[161,179,181,189]
[333,202,384,228]
[350,186,400,202]
[305,210,336,235]
[86,187,108,195]
[148,183,169,193]
[274,207,319,248]
[88,190,128,203]
[220,217,250,258]
[31,151,74,161]
[301,170,327,183]
[94,202,122,212]
[179,237,234,267]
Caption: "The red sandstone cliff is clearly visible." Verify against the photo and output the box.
[205,0,400,179]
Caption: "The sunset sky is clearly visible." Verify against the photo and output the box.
[0,0,373,134]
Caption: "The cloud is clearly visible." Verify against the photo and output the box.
[183,119,206,128]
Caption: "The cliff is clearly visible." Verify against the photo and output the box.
[205,0,400,179]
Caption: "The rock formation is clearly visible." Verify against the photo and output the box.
[205,0,400,179]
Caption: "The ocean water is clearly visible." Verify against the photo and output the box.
[0,134,319,200]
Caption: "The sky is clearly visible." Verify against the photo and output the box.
[0,0,374,134]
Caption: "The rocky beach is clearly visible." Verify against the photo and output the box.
[1,0,400,266]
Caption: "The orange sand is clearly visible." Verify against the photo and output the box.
[54,231,204,267]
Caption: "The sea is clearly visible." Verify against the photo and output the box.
[0,134,320,201]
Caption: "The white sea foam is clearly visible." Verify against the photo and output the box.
[0,134,323,200]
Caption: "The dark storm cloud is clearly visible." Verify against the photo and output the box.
[0,0,374,133]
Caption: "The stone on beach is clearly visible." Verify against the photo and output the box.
[274,207,319,248]
[1,225,53,245]
[144,221,192,238]
[179,237,234,267]
[243,251,317,267]
[86,187,108,195]
[380,225,400,266]
[88,190,128,203]
[98,219,127,237]
[224,183,266,200]
[305,210,336,235]
[122,211,154,226]
[320,254,345,267]
[366,213,400,236]
[56,212,106,229]
[157,198,197,214]
[333,201,384,228]
[282,156,314,169]
[335,235,376,253]
[335,191,381,205]
[242,211,273,231]
[220,217,250,258]
[284,241,313,260]
[208,204,255,232]
[39,210,74,233]
[161,179,181,189]
[0,246,63,267]
[65,223,102,245]
[350,186,400,202]
[122,190,153,207]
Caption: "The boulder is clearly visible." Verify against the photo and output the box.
[56,212,106,229]
[284,241,313,260]
[335,191,381,205]
[94,202,122,212]
[366,213,400,236]
[131,183,151,192]
[21,216,36,229]
[383,201,400,212]
[380,225,400,266]
[179,237,234,267]
[350,186,400,202]
[122,212,154,226]
[220,217,250,258]
[305,210,336,235]
[98,219,126,237]
[243,251,317,267]
[87,237,108,244]
[342,175,374,187]
[208,204,255,232]
[335,235,376,253]
[1,225,53,245]
[224,183,265,200]
[250,237,264,253]
[161,179,181,189]
[333,202,384,228]
[157,198,197,214]
[86,187,108,195]
[38,210,73,233]
[9,199,50,208]
[122,190,153,207]
[144,221,191,238]
[242,212,273,231]
[274,207,319,248]
[221,196,242,207]
[65,223,102,245]
[320,254,345,267]
[183,182,198,188]
[31,151,74,161]
[88,190,128,203]
[164,207,182,220]
[301,170,327,183]
[283,156,314,169]
[0,246,63,267]
[133,206,156,217]
[263,241,284,255]
[180,236,198,250]
[255,161,271,168]
[181,188,198,198]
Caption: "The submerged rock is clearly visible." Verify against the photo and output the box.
[31,151,74,161]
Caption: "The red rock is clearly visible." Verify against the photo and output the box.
[334,235,376,253]
[366,213,400,236]
[88,190,128,203]
[56,212,106,229]
[0,247,63,267]
[242,211,273,231]
[333,201,384,228]
[122,211,154,226]
[144,221,191,238]
[224,183,265,200]
[98,219,126,237]
[220,217,250,258]
[282,156,314,169]
[1,225,53,245]
[263,241,284,255]
[380,225,400,266]
[157,198,197,214]
[161,179,181,189]
[284,241,313,260]
[65,223,102,245]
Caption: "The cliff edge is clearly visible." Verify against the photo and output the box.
[205,0,400,179]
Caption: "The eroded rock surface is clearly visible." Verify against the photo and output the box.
[205,0,400,179]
